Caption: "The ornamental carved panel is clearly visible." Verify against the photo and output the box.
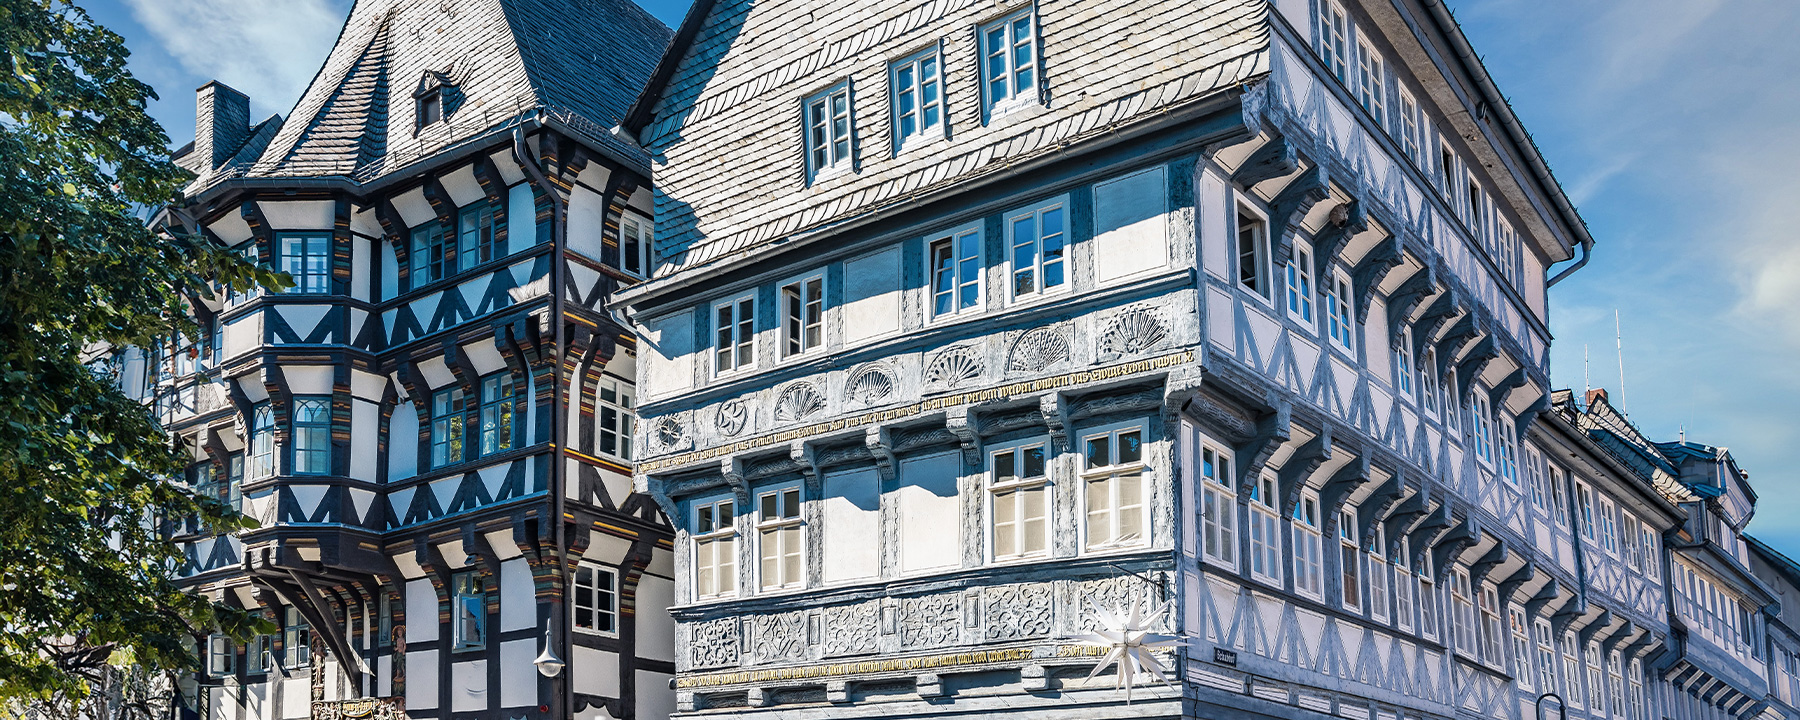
[749,612,808,664]
[1076,574,1166,633]
[311,697,406,720]
[821,602,879,658]
[1007,325,1071,374]
[899,594,959,649]
[983,583,1053,641]
[1097,305,1169,362]
[690,617,741,669]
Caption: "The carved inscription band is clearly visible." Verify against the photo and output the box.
[638,349,1198,473]
[674,644,1122,689]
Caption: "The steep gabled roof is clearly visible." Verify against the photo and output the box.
[239,0,670,186]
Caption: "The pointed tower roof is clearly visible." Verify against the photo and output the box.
[234,0,669,187]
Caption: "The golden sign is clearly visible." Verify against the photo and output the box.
[640,349,1196,473]
[674,644,1111,689]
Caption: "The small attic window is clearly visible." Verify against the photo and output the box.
[414,70,456,130]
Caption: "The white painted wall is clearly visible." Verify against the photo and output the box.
[566,183,608,262]
[842,247,902,344]
[640,311,694,399]
[257,200,335,230]
[636,575,676,662]
[224,310,263,360]
[351,399,379,482]
[1093,165,1170,283]
[388,400,418,482]
[636,670,676,719]
[571,646,620,696]
[450,660,487,712]
[1200,168,1230,281]
[508,182,538,256]
[405,649,438,710]
[500,558,535,632]
[821,468,881,584]
[897,451,963,575]
[405,578,438,643]
[500,639,538,708]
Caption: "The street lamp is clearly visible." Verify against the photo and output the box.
[1537,692,1566,720]
[534,626,564,678]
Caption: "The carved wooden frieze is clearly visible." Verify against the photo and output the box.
[715,398,749,437]
[749,612,808,664]
[1007,325,1071,374]
[773,381,827,423]
[821,602,879,658]
[690,617,741,669]
[982,583,1053,641]
[899,594,959,649]
[1097,306,1169,362]
[924,344,982,391]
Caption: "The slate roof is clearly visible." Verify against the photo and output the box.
[192,0,670,194]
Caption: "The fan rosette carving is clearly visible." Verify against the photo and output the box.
[924,345,982,389]
[651,416,687,454]
[845,363,896,405]
[1007,325,1071,373]
[1098,306,1168,361]
[715,399,748,437]
[773,381,826,422]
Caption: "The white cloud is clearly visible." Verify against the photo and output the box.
[122,0,348,120]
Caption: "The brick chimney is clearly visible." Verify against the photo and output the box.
[193,81,250,172]
[1585,387,1609,408]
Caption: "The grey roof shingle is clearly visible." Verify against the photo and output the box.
[239,0,671,185]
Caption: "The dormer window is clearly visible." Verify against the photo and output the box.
[414,71,455,130]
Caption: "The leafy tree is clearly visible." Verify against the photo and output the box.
[0,0,281,714]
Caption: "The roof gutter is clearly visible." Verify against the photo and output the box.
[1416,0,1595,275]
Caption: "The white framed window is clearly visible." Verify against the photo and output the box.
[1419,349,1441,417]
[1562,633,1584,707]
[451,571,485,651]
[1318,0,1349,83]
[713,294,756,375]
[1639,523,1660,580]
[1511,606,1533,690]
[207,634,234,677]
[619,212,653,278]
[1599,496,1618,555]
[1287,242,1315,325]
[692,496,737,599]
[430,386,466,468]
[1394,327,1414,397]
[1356,41,1385,126]
[248,402,275,479]
[283,607,312,667]
[1551,464,1570,527]
[1236,205,1273,301]
[756,484,804,590]
[1577,482,1596,540]
[1629,660,1645,720]
[1451,568,1476,655]
[980,8,1038,118]
[277,232,331,294]
[1248,474,1282,584]
[1339,509,1361,612]
[1439,144,1458,200]
[1081,424,1148,551]
[1199,443,1237,569]
[1535,620,1557,693]
[1398,89,1421,161]
[594,376,634,460]
[1586,642,1605,710]
[1368,523,1390,622]
[1324,272,1354,351]
[573,562,618,635]
[804,82,854,181]
[1418,561,1439,639]
[989,439,1051,561]
[1609,650,1626,717]
[291,396,332,475]
[1480,584,1504,664]
[1467,175,1485,239]
[1293,494,1325,599]
[1470,390,1495,464]
[245,631,270,674]
[928,223,983,320]
[779,273,826,359]
[1498,417,1519,485]
[1528,448,1549,510]
[891,47,945,151]
[1393,537,1413,632]
[1006,197,1067,301]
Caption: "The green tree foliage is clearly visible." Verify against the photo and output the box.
[0,0,282,713]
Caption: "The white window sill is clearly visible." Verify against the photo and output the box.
[985,97,1043,125]
[808,163,855,187]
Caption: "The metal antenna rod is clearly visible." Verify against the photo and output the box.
[1615,309,1628,416]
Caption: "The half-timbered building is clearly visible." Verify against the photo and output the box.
[116,1,677,718]
[611,0,1630,719]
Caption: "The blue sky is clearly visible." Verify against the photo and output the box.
[88,0,1800,544]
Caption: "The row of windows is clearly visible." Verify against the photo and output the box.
[1314,1,1525,292]
[691,423,1147,598]
[711,196,1070,376]
[1674,560,1761,661]
[428,372,517,469]
[1234,209,1357,356]
[205,564,622,678]
[801,8,1040,182]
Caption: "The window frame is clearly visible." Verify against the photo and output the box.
[1317,0,1349,84]
[803,81,855,182]
[1292,493,1325,600]
[410,220,454,290]
[778,271,827,361]
[572,561,620,636]
[1198,442,1238,571]
[1510,605,1533,690]
[277,232,331,295]
[987,437,1053,563]
[1535,619,1557,694]
[1356,39,1386,127]
[1003,196,1069,303]
[1451,567,1477,657]
[1235,202,1274,303]
[1286,240,1316,326]
[926,222,985,322]
[291,396,332,476]
[1324,270,1354,352]
[692,495,738,599]
[755,483,805,591]
[1397,89,1421,161]
[1394,326,1414,398]
[429,385,467,469]
[451,570,486,652]
[1079,422,1149,553]
[594,375,634,461]
[619,210,653,278]
[456,200,501,271]
[979,8,1040,120]
[207,633,235,677]
[1248,473,1282,586]
[476,371,515,458]
[890,45,947,153]
[712,293,757,376]
[1338,508,1362,613]
[283,606,311,668]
